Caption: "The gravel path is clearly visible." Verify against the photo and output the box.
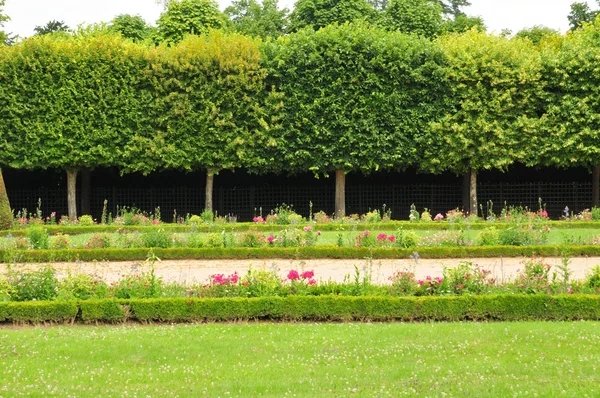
[2,256,600,284]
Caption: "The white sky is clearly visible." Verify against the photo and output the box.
[2,0,596,39]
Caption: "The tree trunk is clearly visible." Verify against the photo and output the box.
[462,172,470,212]
[469,168,477,217]
[66,168,78,221]
[593,165,600,208]
[81,167,91,216]
[335,170,346,219]
[205,169,214,212]
[0,169,12,229]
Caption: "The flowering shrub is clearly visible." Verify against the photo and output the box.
[434,213,444,221]
[376,233,396,248]
[239,228,267,248]
[355,230,376,248]
[443,261,496,295]
[362,210,382,224]
[514,258,552,294]
[416,276,445,296]
[389,269,417,296]
[253,216,265,224]
[445,209,465,223]
[421,209,432,222]
[313,211,331,224]
[85,233,112,249]
[51,233,70,250]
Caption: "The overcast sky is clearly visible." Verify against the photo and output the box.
[3,0,596,39]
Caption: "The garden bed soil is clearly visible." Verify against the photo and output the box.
[2,256,598,284]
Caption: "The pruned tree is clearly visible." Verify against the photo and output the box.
[156,0,229,44]
[533,18,600,206]
[420,30,544,216]
[109,14,154,42]
[263,22,451,217]
[380,0,443,37]
[0,33,148,220]
[124,31,282,212]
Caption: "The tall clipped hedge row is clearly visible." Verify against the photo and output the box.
[1,20,600,221]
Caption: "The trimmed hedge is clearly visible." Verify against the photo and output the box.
[1,245,599,263]
[1,295,599,324]
[2,220,600,236]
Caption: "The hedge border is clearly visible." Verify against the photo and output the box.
[2,220,600,236]
[0,245,598,263]
[1,295,599,324]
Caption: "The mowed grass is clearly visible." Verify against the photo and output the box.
[1,322,599,397]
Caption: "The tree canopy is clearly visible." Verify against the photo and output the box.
[288,0,375,32]
[381,0,444,37]
[33,20,70,36]
[225,0,288,38]
[156,0,229,43]
[109,14,154,42]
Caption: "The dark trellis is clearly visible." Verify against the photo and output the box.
[7,181,593,222]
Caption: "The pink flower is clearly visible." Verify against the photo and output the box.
[267,235,275,244]
[426,276,432,281]
[303,226,312,232]
[308,279,316,285]
[434,213,444,221]
[301,270,314,279]
[253,216,265,224]
[287,270,300,281]
[152,219,159,225]
[538,210,548,218]
[417,280,425,285]
[388,235,396,243]
[377,233,388,241]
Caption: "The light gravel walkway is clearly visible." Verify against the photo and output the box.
[2,256,599,284]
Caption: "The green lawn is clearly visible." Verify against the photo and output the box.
[1,322,599,396]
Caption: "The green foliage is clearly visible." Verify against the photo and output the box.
[0,169,12,230]
[514,25,559,46]
[156,0,229,44]
[109,14,154,42]
[568,1,600,31]
[225,0,288,39]
[441,14,485,33]
[586,266,600,289]
[200,209,214,223]
[141,228,172,248]
[8,266,58,301]
[78,215,94,226]
[125,30,282,177]
[0,33,150,173]
[476,227,499,246]
[263,22,450,176]
[26,225,49,249]
[533,18,600,171]
[395,229,420,248]
[84,233,112,249]
[381,0,443,38]
[421,30,544,177]
[33,20,70,36]
[288,0,375,32]
[57,274,110,300]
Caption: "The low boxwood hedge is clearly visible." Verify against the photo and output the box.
[0,245,598,263]
[1,295,599,324]
[2,220,600,236]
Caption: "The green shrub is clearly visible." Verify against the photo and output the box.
[8,266,58,301]
[476,227,499,246]
[78,215,94,226]
[585,266,600,289]
[388,270,417,296]
[205,233,224,248]
[141,228,171,248]
[239,228,267,248]
[443,261,495,295]
[363,210,382,223]
[200,209,214,223]
[395,229,420,248]
[592,207,600,221]
[51,233,70,250]
[498,227,532,246]
[84,233,111,249]
[0,275,12,301]
[189,215,202,225]
[57,274,110,300]
[26,225,49,250]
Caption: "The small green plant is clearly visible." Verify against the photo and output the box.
[8,266,58,301]
[408,204,420,222]
[363,210,381,224]
[51,233,70,250]
[200,209,214,223]
[443,261,495,295]
[78,215,94,226]
[189,215,202,225]
[101,199,109,225]
[476,227,499,246]
[591,207,600,221]
[585,266,600,289]
[26,225,49,250]
[421,208,432,222]
[388,269,417,296]
[395,229,420,248]
[57,273,110,300]
[239,228,267,248]
[141,228,171,248]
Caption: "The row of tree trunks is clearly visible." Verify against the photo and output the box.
[13,164,600,226]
